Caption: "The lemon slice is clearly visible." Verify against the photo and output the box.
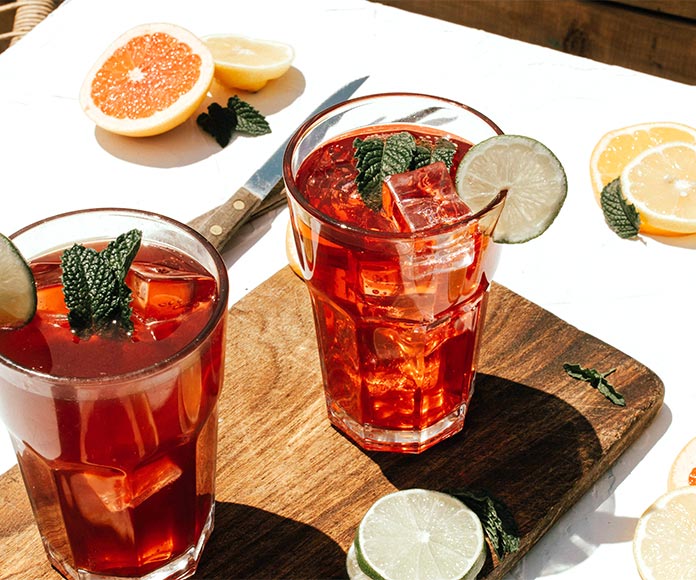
[620,141,696,235]
[353,489,486,580]
[0,234,36,329]
[202,34,294,92]
[668,437,696,491]
[455,135,567,243]
[633,486,696,579]
[590,122,696,203]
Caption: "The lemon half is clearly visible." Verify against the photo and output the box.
[203,34,294,92]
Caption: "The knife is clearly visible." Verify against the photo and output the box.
[188,76,368,251]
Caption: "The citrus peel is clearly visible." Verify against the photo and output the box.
[590,122,696,236]
[80,23,214,137]
[202,34,294,92]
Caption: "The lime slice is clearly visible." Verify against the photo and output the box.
[0,233,37,328]
[455,134,567,243]
[346,542,372,580]
[353,489,486,580]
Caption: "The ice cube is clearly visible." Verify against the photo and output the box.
[126,457,183,508]
[69,457,183,515]
[128,263,200,321]
[382,162,472,232]
[360,262,402,299]
[128,263,195,318]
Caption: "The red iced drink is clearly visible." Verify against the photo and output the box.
[284,94,505,453]
[0,209,228,579]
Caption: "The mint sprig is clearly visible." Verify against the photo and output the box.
[563,362,626,406]
[61,229,142,338]
[600,178,640,239]
[228,96,271,136]
[412,137,457,170]
[354,132,416,210]
[197,96,270,147]
[353,131,458,210]
[448,488,520,559]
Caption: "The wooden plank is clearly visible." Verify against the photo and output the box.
[613,1,696,20]
[0,267,664,578]
[372,0,696,84]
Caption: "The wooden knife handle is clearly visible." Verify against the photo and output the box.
[189,186,262,252]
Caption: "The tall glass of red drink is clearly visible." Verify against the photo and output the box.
[0,208,228,579]
[283,93,505,453]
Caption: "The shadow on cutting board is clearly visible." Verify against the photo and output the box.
[197,501,346,579]
[366,373,605,578]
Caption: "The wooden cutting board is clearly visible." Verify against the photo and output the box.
[0,267,664,579]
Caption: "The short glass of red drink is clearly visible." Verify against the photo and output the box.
[0,208,228,579]
[283,93,505,453]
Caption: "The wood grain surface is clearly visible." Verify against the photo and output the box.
[372,0,696,85]
[0,267,664,579]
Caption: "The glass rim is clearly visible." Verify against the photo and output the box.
[0,207,229,388]
[282,91,505,240]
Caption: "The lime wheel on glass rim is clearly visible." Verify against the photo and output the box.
[0,233,36,329]
[286,134,569,272]
[455,134,568,244]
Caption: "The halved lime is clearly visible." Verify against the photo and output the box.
[352,489,486,580]
[455,135,567,243]
[0,233,37,328]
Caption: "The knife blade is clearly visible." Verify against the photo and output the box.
[188,76,368,251]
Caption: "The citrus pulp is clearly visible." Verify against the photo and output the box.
[455,134,567,243]
[0,233,36,329]
[79,23,215,137]
[620,141,696,235]
[202,34,294,92]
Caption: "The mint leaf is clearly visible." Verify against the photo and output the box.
[563,362,626,406]
[354,131,416,210]
[61,229,142,337]
[197,102,237,147]
[197,97,270,146]
[412,137,457,170]
[227,96,271,136]
[600,178,640,239]
[354,132,457,210]
[448,488,520,559]
[411,144,433,170]
[102,229,142,281]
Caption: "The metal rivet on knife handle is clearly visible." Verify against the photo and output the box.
[194,187,262,252]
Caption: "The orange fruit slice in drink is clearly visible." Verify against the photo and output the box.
[620,142,696,235]
[668,437,696,491]
[202,34,294,92]
[79,23,215,137]
[590,122,696,235]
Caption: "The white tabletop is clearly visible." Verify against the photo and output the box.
[1,1,695,578]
